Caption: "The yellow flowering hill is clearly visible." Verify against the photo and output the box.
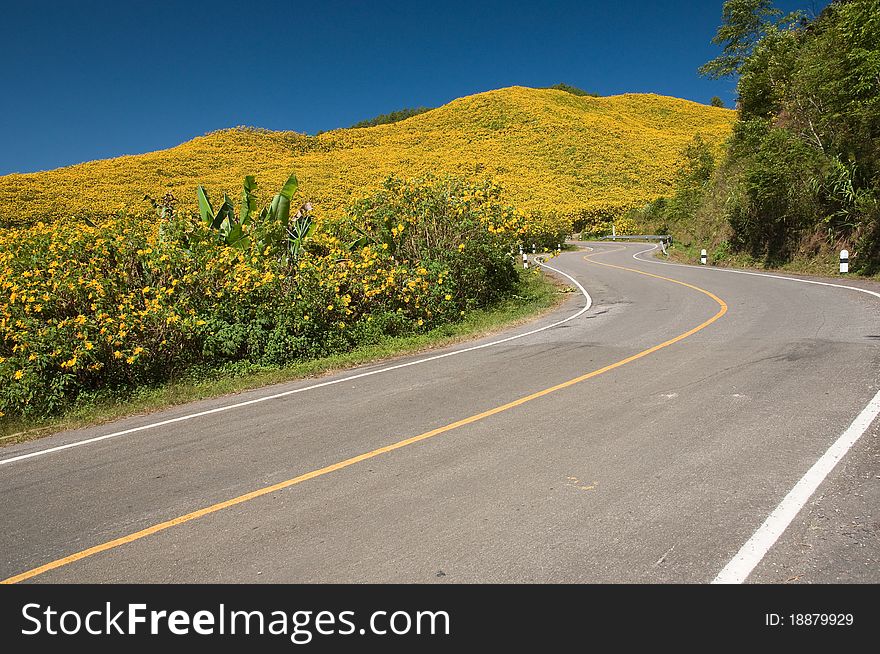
[0,86,736,227]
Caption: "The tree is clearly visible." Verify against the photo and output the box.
[544,83,599,97]
[349,107,433,129]
[669,135,716,222]
[698,0,783,79]
[710,96,726,108]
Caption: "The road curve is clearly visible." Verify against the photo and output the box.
[1,242,878,583]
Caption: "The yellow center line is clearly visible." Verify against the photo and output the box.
[2,246,727,584]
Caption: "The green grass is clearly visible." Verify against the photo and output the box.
[665,242,880,280]
[0,269,566,447]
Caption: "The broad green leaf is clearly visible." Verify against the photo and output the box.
[213,194,235,229]
[226,222,245,247]
[278,172,298,199]
[196,185,215,225]
[349,236,370,250]
[240,175,258,225]
[218,216,232,241]
[269,193,291,228]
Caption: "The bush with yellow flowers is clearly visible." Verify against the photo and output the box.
[0,173,550,419]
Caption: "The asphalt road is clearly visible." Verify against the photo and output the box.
[1,242,878,583]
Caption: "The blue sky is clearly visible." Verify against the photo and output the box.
[1,0,826,175]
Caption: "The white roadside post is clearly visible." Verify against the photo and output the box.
[700,249,707,265]
[522,252,529,269]
[840,249,849,274]
[532,243,536,254]
[612,224,616,241]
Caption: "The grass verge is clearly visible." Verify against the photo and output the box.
[664,242,880,280]
[0,268,568,447]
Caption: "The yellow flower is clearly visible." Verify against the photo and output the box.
[445,294,452,301]
[14,370,23,380]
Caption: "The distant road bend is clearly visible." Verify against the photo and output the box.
[1,242,878,583]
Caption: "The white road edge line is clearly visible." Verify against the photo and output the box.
[632,243,880,302]
[713,389,880,584]
[623,242,880,584]
[0,257,591,467]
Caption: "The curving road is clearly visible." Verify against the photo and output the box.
[1,242,878,583]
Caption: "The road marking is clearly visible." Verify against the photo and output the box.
[583,248,729,314]
[713,388,880,584]
[631,243,880,302]
[1,251,727,583]
[0,259,590,467]
[610,241,880,584]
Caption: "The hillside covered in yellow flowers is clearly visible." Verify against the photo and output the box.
[0,86,735,227]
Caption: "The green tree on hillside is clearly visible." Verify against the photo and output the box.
[695,0,880,271]
[350,107,433,129]
[710,96,726,108]
[544,83,599,97]
[699,0,788,79]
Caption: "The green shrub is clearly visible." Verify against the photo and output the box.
[0,173,533,419]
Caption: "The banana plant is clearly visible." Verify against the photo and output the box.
[197,178,259,250]
[240,175,258,225]
[286,202,315,262]
[193,172,317,261]
[197,185,246,248]
[262,172,299,227]
[256,173,316,263]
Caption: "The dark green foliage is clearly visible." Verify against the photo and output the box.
[349,107,434,129]
[194,173,316,263]
[544,83,600,97]
[710,96,726,108]
[695,0,880,271]
[669,136,716,222]
[698,0,788,79]
[729,127,823,261]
